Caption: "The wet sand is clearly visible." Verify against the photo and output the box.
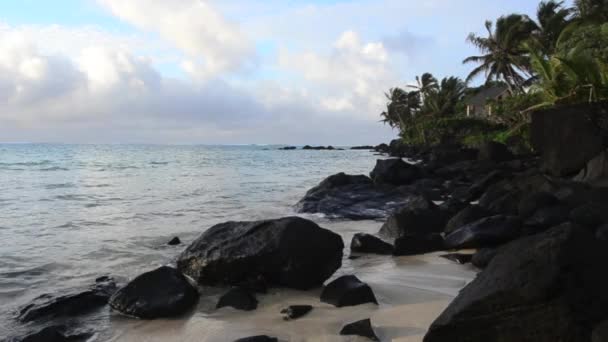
[109,238,477,342]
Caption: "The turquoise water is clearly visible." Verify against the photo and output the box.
[0,144,381,339]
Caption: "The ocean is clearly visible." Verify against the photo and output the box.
[0,144,474,341]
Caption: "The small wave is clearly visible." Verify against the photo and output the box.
[0,160,51,167]
[150,161,169,165]
[55,222,79,229]
[54,194,93,201]
[44,183,76,190]
[83,184,111,188]
[39,166,69,172]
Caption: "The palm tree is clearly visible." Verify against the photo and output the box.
[532,1,573,55]
[380,88,420,130]
[408,73,439,99]
[573,0,608,22]
[463,14,537,94]
[424,77,467,117]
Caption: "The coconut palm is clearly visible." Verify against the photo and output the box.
[573,0,608,22]
[532,1,573,55]
[424,77,467,117]
[380,88,421,130]
[463,14,537,94]
[408,73,439,99]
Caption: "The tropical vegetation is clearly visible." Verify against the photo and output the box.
[381,0,608,149]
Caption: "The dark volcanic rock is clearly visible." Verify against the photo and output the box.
[370,158,420,185]
[570,203,608,228]
[168,236,181,245]
[596,224,608,241]
[428,145,478,165]
[444,215,522,250]
[279,146,297,150]
[340,318,379,341]
[281,305,313,320]
[109,266,198,319]
[574,150,608,186]
[177,217,344,290]
[518,192,560,218]
[379,196,444,239]
[374,143,390,153]
[471,248,498,269]
[350,233,393,255]
[388,138,411,157]
[393,234,444,256]
[234,336,278,342]
[444,205,490,235]
[320,275,378,307]
[593,320,608,342]
[217,288,258,311]
[523,205,570,234]
[18,276,117,322]
[440,253,473,264]
[477,141,513,162]
[236,276,268,294]
[13,325,92,342]
[460,170,506,202]
[350,145,374,150]
[295,172,415,220]
[424,223,608,342]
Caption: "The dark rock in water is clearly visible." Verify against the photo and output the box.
[279,146,296,150]
[217,288,258,311]
[393,234,444,256]
[18,276,117,322]
[350,233,393,255]
[424,223,608,342]
[518,191,560,218]
[570,203,608,228]
[438,198,469,220]
[234,336,278,342]
[13,325,92,342]
[530,102,607,176]
[471,248,498,269]
[379,196,444,239]
[596,224,608,241]
[477,141,513,163]
[168,236,181,245]
[350,145,374,150]
[340,318,379,341]
[177,217,343,290]
[523,205,570,234]
[444,215,522,250]
[480,190,521,216]
[444,205,490,235]
[296,173,418,220]
[440,253,473,264]
[374,143,390,154]
[370,158,420,185]
[281,305,313,320]
[428,145,478,165]
[461,170,506,202]
[388,139,411,157]
[320,275,378,307]
[302,145,335,150]
[593,320,608,342]
[109,266,198,319]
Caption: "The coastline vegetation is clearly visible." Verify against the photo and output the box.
[381,0,608,149]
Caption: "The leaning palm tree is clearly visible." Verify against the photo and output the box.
[532,1,573,56]
[424,77,467,117]
[463,14,537,94]
[408,73,439,99]
[573,0,608,22]
[380,88,420,131]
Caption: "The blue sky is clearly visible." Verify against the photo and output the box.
[0,0,574,144]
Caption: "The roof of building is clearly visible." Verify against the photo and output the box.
[465,85,509,106]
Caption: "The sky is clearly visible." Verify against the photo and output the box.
[0,0,569,145]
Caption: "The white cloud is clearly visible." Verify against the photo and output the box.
[97,0,255,78]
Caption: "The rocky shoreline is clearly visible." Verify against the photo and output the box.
[8,121,608,341]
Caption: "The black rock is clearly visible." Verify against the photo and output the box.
[281,305,313,320]
[440,253,473,264]
[518,192,560,218]
[109,266,198,319]
[168,236,181,245]
[523,205,570,234]
[596,224,608,241]
[320,275,378,307]
[570,203,608,228]
[477,141,513,162]
[481,190,522,216]
[340,318,380,341]
[217,287,258,311]
[370,158,420,185]
[236,275,268,294]
[234,336,278,342]
[378,196,444,239]
[393,234,444,256]
[461,170,507,202]
[279,146,296,150]
[593,320,608,342]
[18,276,117,322]
[350,145,374,150]
[444,215,522,250]
[177,217,343,290]
[13,325,92,342]
[471,248,498,269]
[295,173,415,220]
[374,143,390,153]
[444,205,490,235]
[350,233,393,255]
[425,223,608,342]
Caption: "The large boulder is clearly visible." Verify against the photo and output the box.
[477,141,513,162]
[350,233,394,255]
[18,276,117,322]
[340,318,380,341]
[177,217,344,290]
[518,192,560,218]
[320,275,378,307]
[471,248,498,269]
[378,196,444,239]
[109,266,198,319]
[574,150,608,186]
[295,173,415,220]
[11,325,92,342]
[444,205,490,235]
[424,223,608,342]
[523,205,570,234]
[530,102,607,176]
[370,158,420,185]
[570,203,608,228]
[393,234,444,256]
[444,215,522,250]
[216,287,258,311]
